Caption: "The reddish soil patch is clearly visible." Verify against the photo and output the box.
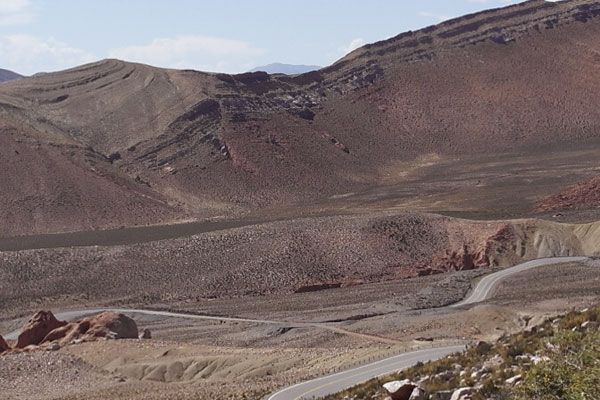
[535,175,600,213]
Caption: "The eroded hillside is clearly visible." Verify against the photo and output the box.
[1,0,600,235]
[1,212,599,315]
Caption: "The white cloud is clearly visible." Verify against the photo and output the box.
[109,35,266,73]
[419,11,454,22]
[340,38,366,55]
[0,34,95,75]
[0,0,29,13]
[0,0,33,25]
[332,38,366,58]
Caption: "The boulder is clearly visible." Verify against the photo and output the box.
[383,380,418,400]
[0,334,10,353]
[16,311,67,348]
[42,312,138,346]
[505,375,522,385]
[430,391,453,400]
[139,328,152,339]
[450,387,473,400]
[474,340,491,353]
[409,386,427,400]
[46,342,61,351]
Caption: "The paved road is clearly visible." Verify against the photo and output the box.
[267,256,591,400]
[0,218,267,252]
[267,346,466,400]
[451,256,588,307]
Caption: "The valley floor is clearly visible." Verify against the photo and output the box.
[2,260,599,400]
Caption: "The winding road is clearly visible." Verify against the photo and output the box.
[267,256,589,400]
[2,256,590,399]
[451,256,588,307]
[267,346,466,400]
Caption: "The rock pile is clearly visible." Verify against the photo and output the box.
[383,381,475,400]
[42,312,138,346]
[2,310,140,354]
[16,310,67,348]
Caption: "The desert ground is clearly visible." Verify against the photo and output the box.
[3,1,600,399]
[2,259,599,400]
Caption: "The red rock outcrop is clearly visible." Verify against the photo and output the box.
[0,335,10,353]
[534,176,600,213]
[42,312,138,346]
[16,311,67,349]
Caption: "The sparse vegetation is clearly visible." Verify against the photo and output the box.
[322,305,600,400]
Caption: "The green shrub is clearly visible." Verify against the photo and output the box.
[515,331,600,400]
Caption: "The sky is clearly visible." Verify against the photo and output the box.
[0,0,528,76]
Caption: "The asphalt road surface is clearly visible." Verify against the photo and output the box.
[267,346,466,400]
[451,256,588,307]
[0,218,265,252]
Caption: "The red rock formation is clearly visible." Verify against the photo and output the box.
[534,176,600,213]
[16,311,67,349]
[42,312,138,346]
[0,334,10,353]
[295,282,343,293]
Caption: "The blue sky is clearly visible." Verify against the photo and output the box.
[0,0,524,75]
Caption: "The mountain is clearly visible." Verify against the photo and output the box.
[249,63,321,74]
[1,0,600,236]
[0,68,23,83]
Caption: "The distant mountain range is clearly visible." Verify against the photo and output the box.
[249,63,320,75]
[0,69,23,83]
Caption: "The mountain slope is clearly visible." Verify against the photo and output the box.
[1,0,600,236]
[0,69,23,83]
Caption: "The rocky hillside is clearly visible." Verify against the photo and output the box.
[1,211,599,313]
[1,0,600,235]
[324,300,600,400]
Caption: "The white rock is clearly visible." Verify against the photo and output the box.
[506,375,522,385]
[531,356,550,365]
[483,355,503,369]
[450,387,473,400]
[383,379,417,400]
[409,387,427,400]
